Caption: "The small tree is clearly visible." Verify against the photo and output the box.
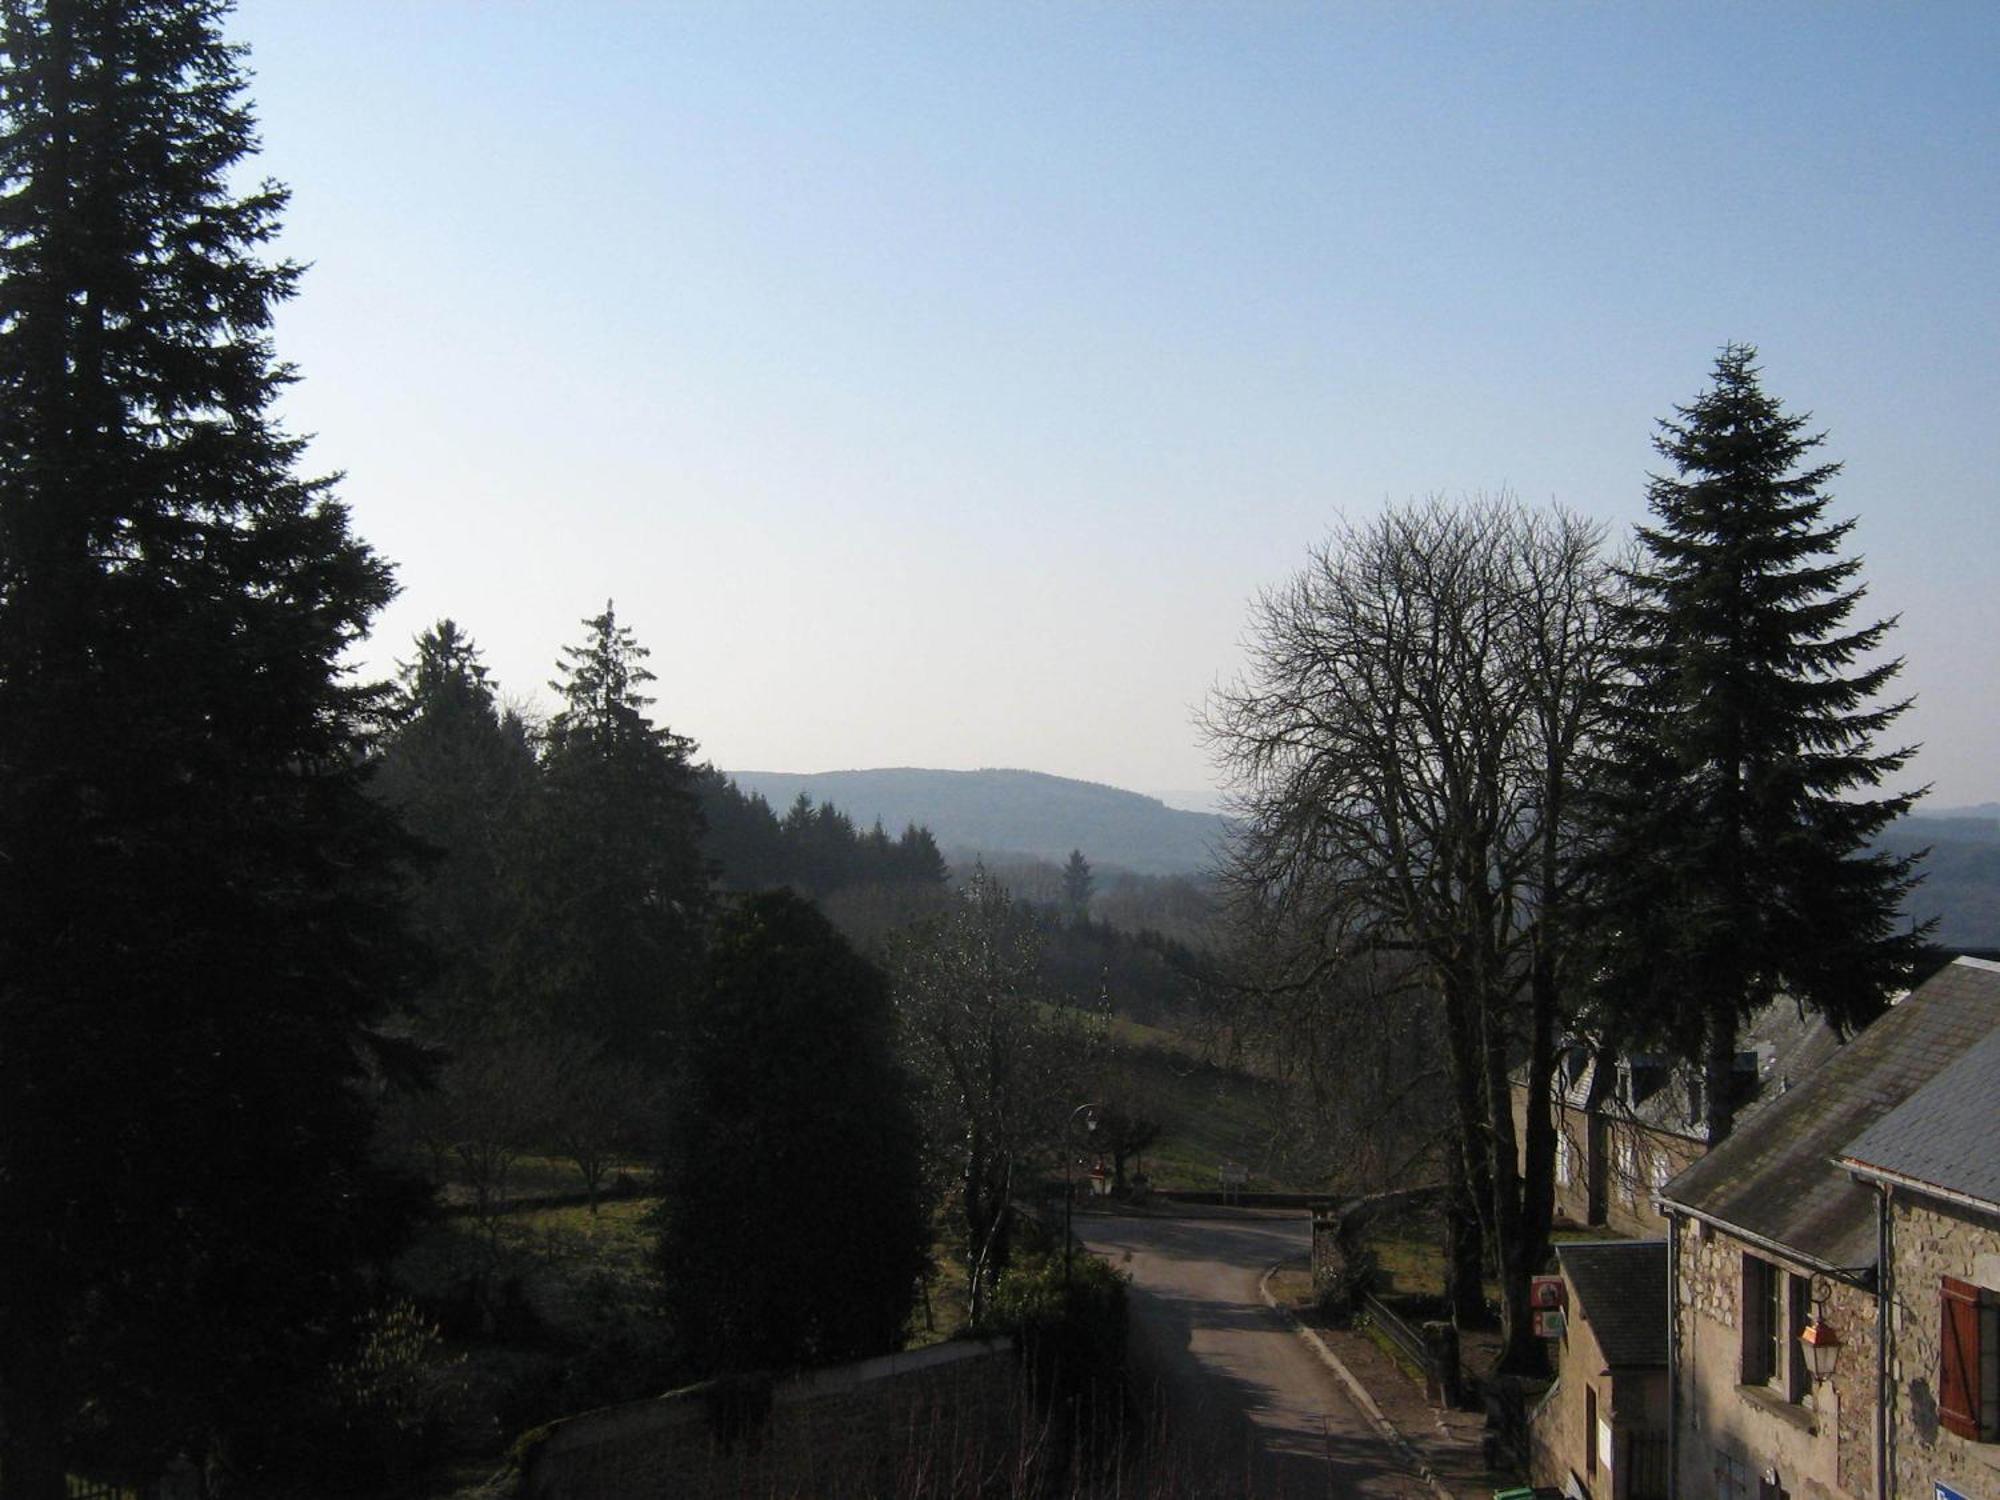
[655,892,928,1376]
[890,869,1091,1322]
[543,1032,658,1213]
[1092,1102,1161,1190]
[1062,850,1094,923]
[1592,345,1925,1142]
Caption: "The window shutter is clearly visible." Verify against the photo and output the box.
[1940,1276,1981,1440]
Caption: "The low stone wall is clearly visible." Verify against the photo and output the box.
[1309,1185,1445,1302]
[517,1339,1021,1500]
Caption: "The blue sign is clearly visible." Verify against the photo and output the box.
[1934,1482,1967,1500]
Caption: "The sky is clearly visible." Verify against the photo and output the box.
[230,2,1999,811]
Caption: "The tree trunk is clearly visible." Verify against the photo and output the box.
[1703,1005,1739,1145]
[1479,976,1541,1374]
[1444,1151,1486,1327]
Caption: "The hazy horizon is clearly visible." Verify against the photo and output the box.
[233,2,2000,808]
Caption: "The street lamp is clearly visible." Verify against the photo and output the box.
[1799,1274,1843,1383]
[1063,1102,1102,1286]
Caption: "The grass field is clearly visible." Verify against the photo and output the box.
[1092,1023,1304,1193]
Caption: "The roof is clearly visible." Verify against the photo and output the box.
[1660,957,2000,1273]
[1556,1239,1668,1368]
[1542,994,1840,1143]
[1838,1021,2000,1214]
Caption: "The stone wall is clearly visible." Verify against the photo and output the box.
[517,1339,1022,1500]
[1882,1193,2000,1500]
[1307,1186,1442,1305]
[1598,1116,1700,1241]
[1673,1222,1874,1500]
[1517,1081,1702,1239]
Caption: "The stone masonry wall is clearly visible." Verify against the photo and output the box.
[1675,1222,1874,1500]
[1883,1193,2000,1500]
[518,1339,1022,1500]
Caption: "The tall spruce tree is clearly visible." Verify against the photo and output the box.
[1593,345,1924,1143]
[522,603,708,1058]
[0,1,421,1490]
[375,620,537,1044]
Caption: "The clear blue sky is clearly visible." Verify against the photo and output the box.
[232,1,1999,809]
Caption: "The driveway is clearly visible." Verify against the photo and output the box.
[1077,1210,1433,1499]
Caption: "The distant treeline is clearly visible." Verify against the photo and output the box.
[698,771,949,895]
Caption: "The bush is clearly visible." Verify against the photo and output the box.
[981,1249,1128,1419]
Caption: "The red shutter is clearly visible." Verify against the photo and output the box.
[1941,1276,1981,1440]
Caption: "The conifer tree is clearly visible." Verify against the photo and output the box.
[375,620,538,1043]
[1062,849,1094,922]
[0,0,421,1488]
[523,603,708,1057]
[1593,345,1924,1143]
[655,891,927,1375]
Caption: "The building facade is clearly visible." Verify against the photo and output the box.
[1659,957,2000,1500]
[1839,1011,2000,1500]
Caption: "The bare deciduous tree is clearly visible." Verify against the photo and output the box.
[1205,496,1616,1370]
[888,868,1094,1324]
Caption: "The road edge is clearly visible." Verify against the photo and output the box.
[1257,1264,1460,1500]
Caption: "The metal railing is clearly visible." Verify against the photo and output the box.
[1357,1291,1437,1383]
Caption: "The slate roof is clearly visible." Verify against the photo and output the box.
[1838,1020,2000,1213]
[1557,1239,1668,1368]
[1542,994,1840,1143]
[1659,957,2000,1273]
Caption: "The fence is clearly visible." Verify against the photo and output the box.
[1358,1292,1437,1385]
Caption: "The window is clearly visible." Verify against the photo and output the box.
[1785,1272,1810,1401]
[1742,1255,1780,1385]
[1556,1130,1574,1188]
[1618,1139,1638,1204]
[1740,1255,1809,1400]
[1940,1277,1999,1441]
[1585,1385,1598,1479]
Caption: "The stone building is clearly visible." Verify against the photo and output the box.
[1838,1004,2000,1500]
[1518,998,1838,1239]
[1529,1239,1670,1499]
[1658,956,2000,1500]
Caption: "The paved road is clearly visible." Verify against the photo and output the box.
[1078,1211,1432,1499]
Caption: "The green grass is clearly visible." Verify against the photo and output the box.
[1090,1027,1297,1192]
[1361,1231,1502,1305]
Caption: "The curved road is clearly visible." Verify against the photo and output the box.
[1078,1211,1432,1499]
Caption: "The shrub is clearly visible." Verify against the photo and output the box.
[982,1250,1128,1419]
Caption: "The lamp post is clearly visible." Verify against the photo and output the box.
[1064,1102,1102,1287]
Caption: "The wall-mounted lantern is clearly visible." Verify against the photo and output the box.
[1799,1273,1843,1382]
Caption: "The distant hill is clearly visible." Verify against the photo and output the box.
[723,768,1230,877]
[1883,805,2000,951]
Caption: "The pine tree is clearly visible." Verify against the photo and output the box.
[375,620,538,1044]
[523,603,708,1057]
[1062,849,1094,922]
[0,1,421,1488]
[1593,344,1924,1143]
